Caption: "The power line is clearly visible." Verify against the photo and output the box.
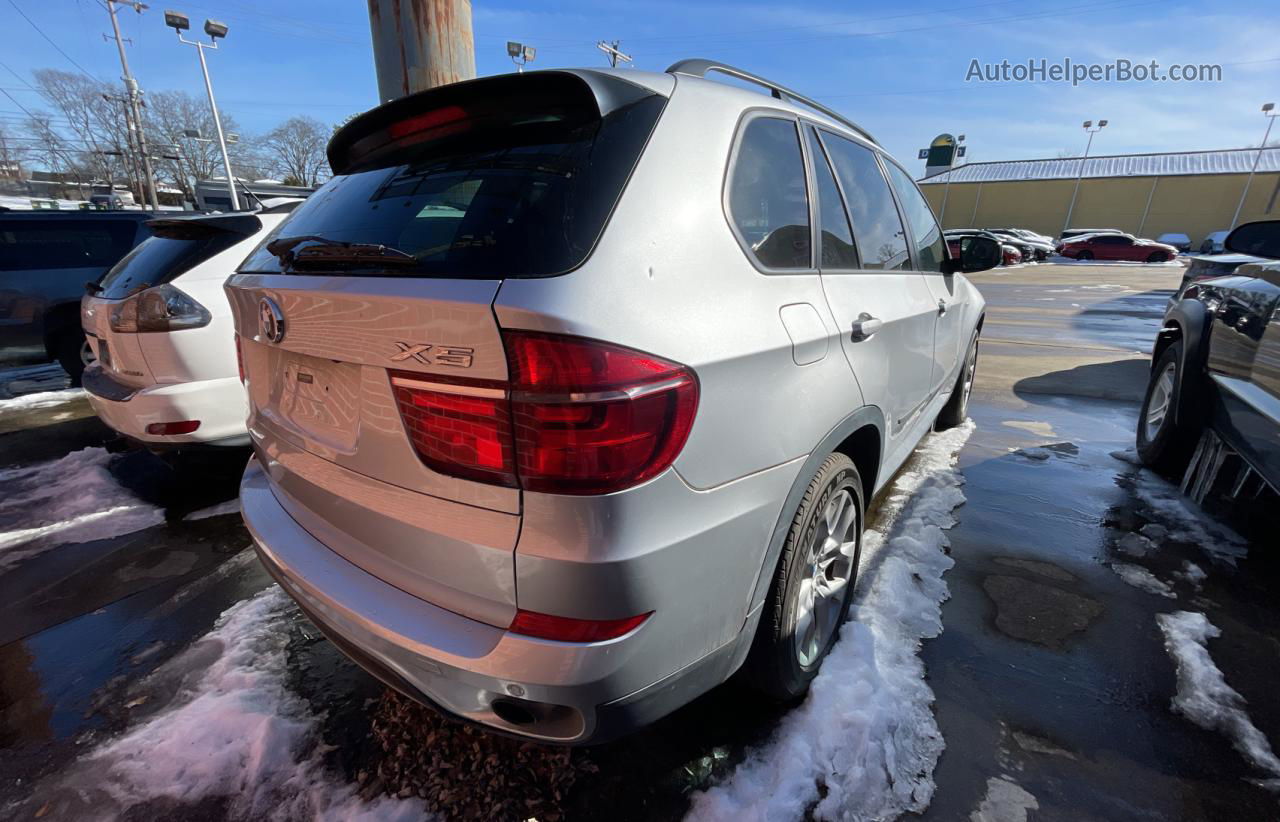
[6,0,102,80]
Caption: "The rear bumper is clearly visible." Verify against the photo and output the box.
[240,457,762,744]
[84,365,248,445]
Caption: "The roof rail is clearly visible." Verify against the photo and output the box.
[666,58,878,146]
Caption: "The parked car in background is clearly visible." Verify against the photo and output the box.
[227,62,1001,744]
[1169,252,1264,305]
[984,228,1053,260]
[1010,228,1056,246]
[81,200,302,449]
[1157,233,1192,253]
[1056,232,1178,262]
[0,211,157,383]
[1138,219,1280,496]
[1199,230,1229,254]
[1059,227,1125,240]
[945,229,1022,265]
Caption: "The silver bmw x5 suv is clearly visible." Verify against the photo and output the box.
[226,60,997,744]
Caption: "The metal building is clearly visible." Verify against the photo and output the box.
[919,146,1280,242]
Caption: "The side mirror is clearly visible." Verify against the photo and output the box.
[1224,220,1280,260]
[944,235,1002,273]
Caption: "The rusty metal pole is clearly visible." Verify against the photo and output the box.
[367,0,476,103]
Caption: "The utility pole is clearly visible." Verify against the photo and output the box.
[596,40,632,68]
[104,0,160,210]
[367,0,475,103]
[1230,102,1278,230]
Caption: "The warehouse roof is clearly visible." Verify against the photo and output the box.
[918,146,1280,184]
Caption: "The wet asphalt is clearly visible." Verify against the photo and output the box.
[0,261,1276,821]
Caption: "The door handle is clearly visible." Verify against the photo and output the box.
[851,313,883,342]
[937,299,949,316]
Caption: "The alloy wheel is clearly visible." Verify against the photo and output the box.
[794,488,858,668]
[1145,361,1176,442]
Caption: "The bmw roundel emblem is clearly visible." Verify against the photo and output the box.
[259,297,286,344]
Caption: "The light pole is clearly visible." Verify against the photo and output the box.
[938,134,965,226]
[1063,119,1106,233]
[1229,102,1278,230]
[165,11,239,211]
[507,41,536,73]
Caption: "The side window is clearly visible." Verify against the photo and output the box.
[728,117,811,270]
[884,161,946,273]
[805,127,858,269]
[820,132,909,270]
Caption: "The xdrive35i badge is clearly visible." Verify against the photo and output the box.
[259,297,285,344]
[390,342,474,368]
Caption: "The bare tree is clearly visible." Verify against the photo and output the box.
[0,125,25,182]
[143,89,242,201]
[261,116,330,186]
[31,69,138,197]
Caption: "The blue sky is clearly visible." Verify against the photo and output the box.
[1,0,1276,175]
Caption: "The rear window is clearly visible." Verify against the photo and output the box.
[0,218,139,272]
[239,93,667,279]
[98,227,249,299]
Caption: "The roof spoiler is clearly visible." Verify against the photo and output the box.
[327,70,660,176]
[145,213,262,239]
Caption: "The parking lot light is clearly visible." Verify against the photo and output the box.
[168,11,239,210]
[507,41,535,72]
[1230,102,1279,229]
[1064,119,1108,233]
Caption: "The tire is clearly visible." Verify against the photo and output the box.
[1136,340,1202,476]
[1077,250,1094,260]
[936,331,979,430]
[54,329,92,386]
[1146,251,1169,263]
[744,453,863,700]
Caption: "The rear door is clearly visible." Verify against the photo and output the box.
[883,159,963,394]
[226,71,668,623]
[810,127,938,465]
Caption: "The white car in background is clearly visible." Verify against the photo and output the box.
[80,200,301,448]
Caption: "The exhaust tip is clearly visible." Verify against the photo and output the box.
[491,698,537,726]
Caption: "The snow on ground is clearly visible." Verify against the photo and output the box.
[0,447,163,567]
[1110,562,1176,598]
[968,777,1039,822]
[687,422,974,822]
[1132,471,1247,564]
[30,586,424,821]
[1156,611,1280,790]
[183,499,242,521]
[0,387,84,419]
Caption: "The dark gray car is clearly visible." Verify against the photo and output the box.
[0,211,156,382]
[1138,219,1280,495]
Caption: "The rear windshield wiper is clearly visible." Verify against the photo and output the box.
[266,235,420,270]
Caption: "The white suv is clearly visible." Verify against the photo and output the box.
[227,62,998,743]
[81,201,301,447]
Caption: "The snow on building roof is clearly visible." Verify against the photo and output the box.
[919,146,1280,185]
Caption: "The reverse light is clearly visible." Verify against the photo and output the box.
[109,284,211,333]
[390,331,699,495]
[509,609,652,643]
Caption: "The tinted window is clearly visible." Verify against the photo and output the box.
[806,127,858,269]
[820,133,909,270]
[728,117,810,269]
[240,95,666,279]
[1096,235,1129,245]
[0,219,138,271]
[884,162,945,272]
[98,227,250,299]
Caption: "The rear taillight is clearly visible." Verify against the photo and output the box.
[146,420,201,435]
[109,284,211,333]
[390,331,698,495]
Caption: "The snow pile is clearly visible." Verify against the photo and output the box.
[969,777,1039,822]
[1133,472,1247,564]
[687,422,974,821]
[1110,563,1175,598]
[1156,611,1280,789]
[65,587,424,820]
[183,499,242,521]
[1175,561,1207,590]
[0,387,84,419]
[0,447,163,567]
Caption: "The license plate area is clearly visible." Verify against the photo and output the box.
[267,351,362,452]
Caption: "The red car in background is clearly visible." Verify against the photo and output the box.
[1056,232,1178,262]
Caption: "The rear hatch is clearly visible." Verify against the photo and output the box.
[83,214,262,388]
[226,70,669,623]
